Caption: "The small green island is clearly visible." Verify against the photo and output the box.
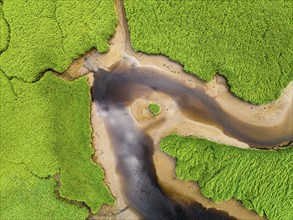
[148,103,161,116]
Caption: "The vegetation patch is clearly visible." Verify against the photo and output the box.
[0,161,88,220]
[148,103,161,115]
[160,134,293,220]
[0,0,117,218]
[0,0,117,82]
[0,71,114,217]
[0,2,9,53]
[124,0,293,104]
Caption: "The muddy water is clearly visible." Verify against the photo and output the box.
[93,64,292,148]
[91,62,291,219]
[92,69,235,220]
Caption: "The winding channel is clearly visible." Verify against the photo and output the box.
[90,60,292,219]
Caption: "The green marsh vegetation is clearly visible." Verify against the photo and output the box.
[124,0,293,104]
[0,3,9,52]
[0,71,114,218]
[0,0,117,82]
[1,161,89,219]
[0,0,117,218]
[1,0,292,218]
[148,103,161,115]
[160,135,293,220]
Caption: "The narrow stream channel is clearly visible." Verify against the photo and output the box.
[91,61,292,219]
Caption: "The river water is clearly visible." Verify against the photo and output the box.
[90,61,292,219]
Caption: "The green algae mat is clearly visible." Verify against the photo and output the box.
[0,0,116,218]
[124,0,293,104]
[160,135,293,220]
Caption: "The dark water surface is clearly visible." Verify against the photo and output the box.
[91,63,291,219]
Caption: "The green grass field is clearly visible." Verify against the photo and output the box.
[1,161,89,220]
[160,135,293,220]
[124,0,293,104]
[0,71,114,218]
[0,3,9,53]
[0,0,117,82]
[0,0,117,218]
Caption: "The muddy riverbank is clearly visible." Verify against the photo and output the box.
[87,58,291,219]
[90,64,238,220]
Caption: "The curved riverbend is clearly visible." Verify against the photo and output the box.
[92,61,292,148]
[91,60,292,219]
[92,67,235,219]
